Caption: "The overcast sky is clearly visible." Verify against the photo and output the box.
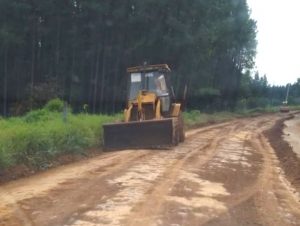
[247,0,300,86]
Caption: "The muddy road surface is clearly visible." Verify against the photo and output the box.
[1,114,300,226]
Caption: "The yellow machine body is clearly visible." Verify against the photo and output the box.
[103,64,185,150]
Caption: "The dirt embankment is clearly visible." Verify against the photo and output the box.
[264,113,300,193]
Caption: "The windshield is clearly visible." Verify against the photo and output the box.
[145,72,167,95]
[128,72,168,100]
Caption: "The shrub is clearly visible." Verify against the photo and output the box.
[44,98,65,112]
[23,109,58,123]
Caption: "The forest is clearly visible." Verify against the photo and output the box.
[0,0,299,116]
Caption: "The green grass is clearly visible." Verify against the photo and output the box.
[183,110,239,129]
[0,108,121,169]
[287,105,300,111]
[183,105,287,129]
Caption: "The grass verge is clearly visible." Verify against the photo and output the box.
[0,107,121,170]
[183,106,282,129]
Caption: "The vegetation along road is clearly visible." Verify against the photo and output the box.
[0,113,300,226]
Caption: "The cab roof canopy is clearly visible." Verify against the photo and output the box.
[127,64,171,73]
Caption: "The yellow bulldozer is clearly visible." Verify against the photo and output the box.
[103,64,185,149]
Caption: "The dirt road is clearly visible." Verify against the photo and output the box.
[1,114,300,226]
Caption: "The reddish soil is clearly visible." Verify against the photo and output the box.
[264,113,300,192]
[0,149,104,184]
[0,113,299,226]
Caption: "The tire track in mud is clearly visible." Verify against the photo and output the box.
[136,115,300,226]
[210,131,300,226]
[252,134,300,226]
[63,125,234,226]
[123,131,233,226]
[151,122,261,225]
[63,118,268,226]
[1,114,300,226]
[0,151,157,226]
[0,123,231,226]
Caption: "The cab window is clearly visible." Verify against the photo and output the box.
[129,73,142,100]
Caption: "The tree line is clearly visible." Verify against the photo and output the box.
[0,0,298,116]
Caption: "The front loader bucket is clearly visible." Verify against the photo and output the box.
[103,118,176,150]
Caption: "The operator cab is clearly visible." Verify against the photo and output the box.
[128,71,168,100]
[127,64,171,113]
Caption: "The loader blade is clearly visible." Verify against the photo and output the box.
[103,118,176,150]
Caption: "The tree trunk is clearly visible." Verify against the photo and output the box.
[3,47,8,116]
[99,45,107,113]
[69,47,76,105]
[92,44,101,113]
[88,54,95,110]
[112,54,121,113]
[30,31,36,110]
[55,15,61,80]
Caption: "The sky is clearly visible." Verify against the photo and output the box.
[247,0,300,86]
